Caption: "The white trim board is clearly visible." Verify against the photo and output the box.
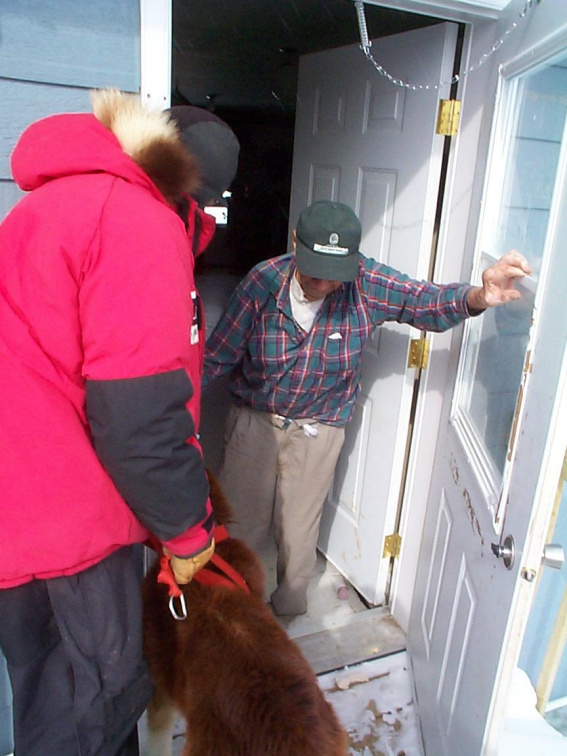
[364,0,513,22]
[140,0,171,110]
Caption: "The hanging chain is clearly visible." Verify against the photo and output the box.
[354,0,537,91]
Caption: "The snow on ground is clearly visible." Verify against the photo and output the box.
[141,650,424,756]
[320,651,424,756]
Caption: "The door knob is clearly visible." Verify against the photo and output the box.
[491,535,515,570]
[542,543,565,570]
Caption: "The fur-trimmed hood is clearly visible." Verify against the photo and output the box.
[11,89,200,206]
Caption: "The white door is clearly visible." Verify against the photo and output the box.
[289,22,459,606]
[409,28,567,756]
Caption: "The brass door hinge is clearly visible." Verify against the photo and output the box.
[383,533,402,559]
[436,99,461,136]
[408,337,430,369]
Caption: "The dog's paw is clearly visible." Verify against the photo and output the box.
[139,703,176,756]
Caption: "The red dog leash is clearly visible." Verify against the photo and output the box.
[149,524,250,620]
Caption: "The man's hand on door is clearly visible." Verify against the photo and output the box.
[466,250,532,312]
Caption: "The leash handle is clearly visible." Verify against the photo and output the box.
[148,523,247,622]
[157,552,182,597]
[156,551,189,620]
[212,553,250,593]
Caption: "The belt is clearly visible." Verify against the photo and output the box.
[271,413,293,430]
[270,414,319,437]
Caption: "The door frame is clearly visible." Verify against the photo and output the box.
[140,0,171,109]
[364,0,511,22]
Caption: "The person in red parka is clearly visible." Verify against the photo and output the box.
[0,89,239,756]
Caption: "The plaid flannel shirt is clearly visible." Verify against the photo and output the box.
[203,254,473,426]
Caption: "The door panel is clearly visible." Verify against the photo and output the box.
[289,22,459,605]
[409,26,567,755]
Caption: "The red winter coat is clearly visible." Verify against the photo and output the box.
[0,94,216,588]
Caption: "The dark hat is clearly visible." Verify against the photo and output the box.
[166,106,240,206]
[295,201,361,282]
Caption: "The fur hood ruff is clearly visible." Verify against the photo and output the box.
[91,89,201,205]
[12,89,201,206]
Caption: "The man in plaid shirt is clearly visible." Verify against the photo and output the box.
[203,200,531,616]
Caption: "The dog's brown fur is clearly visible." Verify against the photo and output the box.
[142,473,348,756]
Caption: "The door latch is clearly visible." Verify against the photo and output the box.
[491,534,515,570]
[542,543,565,570]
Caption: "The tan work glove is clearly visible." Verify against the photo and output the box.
[165,538,215,585]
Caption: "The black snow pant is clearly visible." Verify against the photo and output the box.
[0,546,153,756]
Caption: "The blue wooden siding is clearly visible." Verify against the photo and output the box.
[0,81,92,182]
[0,2,141,753]
[0,0,139,92]
[0,0,140,188]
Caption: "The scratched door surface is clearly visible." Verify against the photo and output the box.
[408,23,567,756]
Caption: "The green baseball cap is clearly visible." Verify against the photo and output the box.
[295,200,361,282]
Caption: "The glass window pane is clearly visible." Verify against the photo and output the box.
[454,56,567,495]
[460,262,535,475]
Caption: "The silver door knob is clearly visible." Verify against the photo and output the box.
[491,535,515,570]
[542,543,565,570]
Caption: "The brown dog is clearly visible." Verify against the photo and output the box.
[141,473,349,756]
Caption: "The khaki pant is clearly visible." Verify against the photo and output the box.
[217,404,345,615]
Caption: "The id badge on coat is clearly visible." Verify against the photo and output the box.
[190,290,200,345]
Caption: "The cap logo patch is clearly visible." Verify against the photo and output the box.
[313,242,349,256]
[329,232,339,244]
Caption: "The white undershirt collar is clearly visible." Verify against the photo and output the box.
[289,272,324,332]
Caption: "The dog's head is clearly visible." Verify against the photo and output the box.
[206,469,234,526]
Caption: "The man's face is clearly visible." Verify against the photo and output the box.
[295,271,342,301]
[292,231,343,301]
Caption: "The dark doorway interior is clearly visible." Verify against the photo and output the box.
[172,0,439,275]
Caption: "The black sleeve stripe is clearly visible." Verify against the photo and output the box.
[86,369,209,540]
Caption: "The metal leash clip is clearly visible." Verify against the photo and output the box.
[169,593,188,621]
[155,547,189,621]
